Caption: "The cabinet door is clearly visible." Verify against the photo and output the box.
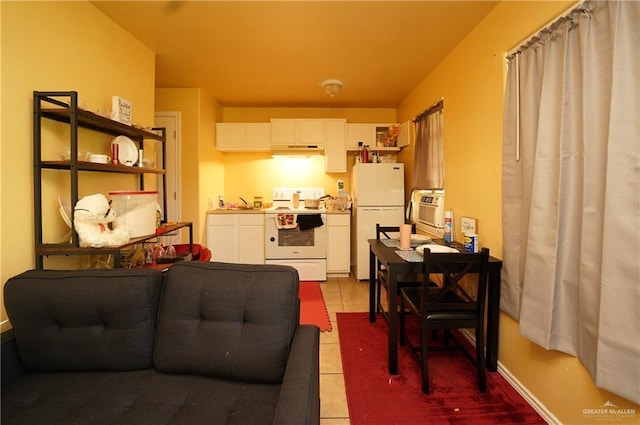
[397,120,411,148]
[325,119,347,173]
[237,225,265,264]
[297,119,324,144]
[207,225,236,262]
[270,119,297,144]
[347,124,375,149]
[216,123,244,151]
[244,123,271,151]
[327,214,350,273]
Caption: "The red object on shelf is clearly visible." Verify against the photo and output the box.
[174,243,211,262]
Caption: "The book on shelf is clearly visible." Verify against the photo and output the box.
[111,96,132,125]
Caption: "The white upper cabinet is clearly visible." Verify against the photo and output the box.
[324,119,347,173]
[270,119,325,147]
[346,121,411,150]
[216,123,271,152]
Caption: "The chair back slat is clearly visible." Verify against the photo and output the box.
[420,248,490,318]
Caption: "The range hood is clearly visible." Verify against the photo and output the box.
[270,143,324,152]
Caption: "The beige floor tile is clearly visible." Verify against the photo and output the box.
[320,343,343,373]
[320,278,342,293]
[320,326,340,344]
[320,373,349,419]
[322,291,343,307]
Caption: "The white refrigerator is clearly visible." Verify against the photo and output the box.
[350,163,405,280]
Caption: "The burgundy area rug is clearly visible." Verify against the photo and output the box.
[299,281,332,332]
[337,312,545,425]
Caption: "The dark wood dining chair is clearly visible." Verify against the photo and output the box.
[399,247,490,394]
[375,223,423,320]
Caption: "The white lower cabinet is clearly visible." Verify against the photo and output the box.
[207,213,265,264]
[327,214,351,275]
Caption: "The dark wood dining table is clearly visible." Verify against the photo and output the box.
[368,238,503,375]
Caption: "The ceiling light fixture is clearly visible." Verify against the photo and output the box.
[320,79,346,97]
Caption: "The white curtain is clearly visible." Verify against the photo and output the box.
[412,101,444,190]
[502,0,639,403]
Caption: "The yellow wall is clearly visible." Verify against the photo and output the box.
[398,1,639,423]
[155,88,225,245]
[0,1,155,331]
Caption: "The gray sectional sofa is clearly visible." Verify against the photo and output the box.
[1,261,320,425]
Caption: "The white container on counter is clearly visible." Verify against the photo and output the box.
[109,191,158,238]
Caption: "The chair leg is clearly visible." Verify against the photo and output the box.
[421,322,430,394]
[376,278,382,313]
[476,327,486,392]
[399,296,406,346]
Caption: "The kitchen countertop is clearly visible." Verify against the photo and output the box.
[207,208,350,215]
[207,208,267,214]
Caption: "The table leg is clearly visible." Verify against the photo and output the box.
[486,263,500,371]
[369,247,376,323]
[388,269,398,375]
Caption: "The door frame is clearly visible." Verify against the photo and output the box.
[155,111,182,243]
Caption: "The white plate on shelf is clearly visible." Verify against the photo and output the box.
[58,196,72,228]
[415,244,459,254]
[111,135,138,166]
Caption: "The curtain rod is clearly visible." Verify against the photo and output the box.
[413,97,444,123]
[506,0,589,58]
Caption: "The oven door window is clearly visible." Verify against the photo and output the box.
[278,227,315,247]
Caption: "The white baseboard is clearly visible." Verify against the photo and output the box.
[497,362,560,425]
[458,329,560,425]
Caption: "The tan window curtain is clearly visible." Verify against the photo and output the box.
[412,100,444,190]
[502,0,640,404]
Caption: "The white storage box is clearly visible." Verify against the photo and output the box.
[109,191,158,238]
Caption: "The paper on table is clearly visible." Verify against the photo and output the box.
[399,224,412,250]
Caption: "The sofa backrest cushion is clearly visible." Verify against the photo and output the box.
[154,262,300,384]
[3,268,164,372]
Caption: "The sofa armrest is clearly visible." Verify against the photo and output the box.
[273,324,320,425]
[1,329,25,388]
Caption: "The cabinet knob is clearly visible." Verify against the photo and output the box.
[270,237,275,242]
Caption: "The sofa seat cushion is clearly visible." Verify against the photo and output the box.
[3,269,164,372]
[1,369,282,425]
[154,262,300,384]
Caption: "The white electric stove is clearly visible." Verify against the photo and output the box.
[265,187,327,281]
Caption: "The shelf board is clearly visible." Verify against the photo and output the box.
[40,107,164,141]
[36,222,192,256]
[40,161,165,174]
[346,147,400,152]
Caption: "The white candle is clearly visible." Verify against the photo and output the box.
[399,224,412,249]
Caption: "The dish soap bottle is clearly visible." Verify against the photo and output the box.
[444,210,453,244]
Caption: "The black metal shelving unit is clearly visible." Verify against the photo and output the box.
[33,90,191,268]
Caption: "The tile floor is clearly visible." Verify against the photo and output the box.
[318,274,371,425]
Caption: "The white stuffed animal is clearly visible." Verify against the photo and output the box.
[74,194,130,247]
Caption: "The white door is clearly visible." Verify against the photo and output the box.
[154,112,181,244]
